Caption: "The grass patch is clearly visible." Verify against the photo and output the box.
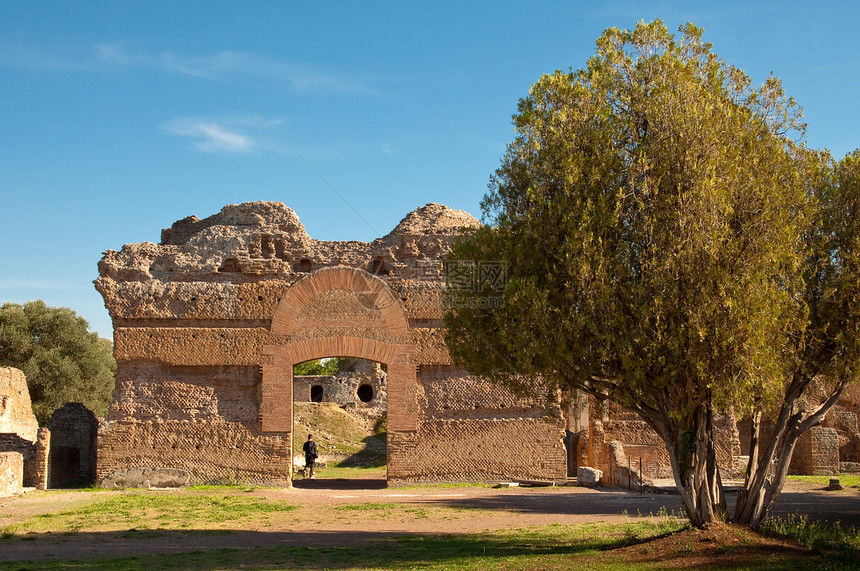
[0,525,19,539]
[787,474,860,488]
[762,513,860,553]
[3,491,297,535]
[312,461,386,479]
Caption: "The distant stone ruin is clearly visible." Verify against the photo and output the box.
[0,367,48,494]
[293,359,387,410]
[95,202,568,486]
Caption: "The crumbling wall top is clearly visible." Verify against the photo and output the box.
[96,202,480,285]
[385,203,480,237]
[160,202,310,245]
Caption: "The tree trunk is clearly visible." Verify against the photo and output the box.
[734,378,847,528]
[658,404,727,528]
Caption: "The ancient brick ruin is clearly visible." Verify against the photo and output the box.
[95,202,568,486]
[0,367,48,494]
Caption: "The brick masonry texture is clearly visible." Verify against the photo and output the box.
[96,202,567,485]
[47,403,99,487]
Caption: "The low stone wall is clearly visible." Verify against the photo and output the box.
[606,441,652,489]
[99,467,190,488]
[0,433,36,487]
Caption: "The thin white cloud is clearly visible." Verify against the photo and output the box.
[0,279,75,290]
[1,38,373,94]
[161,118,255,153]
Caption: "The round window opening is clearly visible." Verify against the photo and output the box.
[356,384,374,403]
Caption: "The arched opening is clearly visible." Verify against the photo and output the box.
[299,258,312,272]
[263,267,418,487]
[291,356,388,483]
[357,384,374,402]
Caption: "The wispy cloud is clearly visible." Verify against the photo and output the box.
[161,118,256,153]
[0,37,372,94]
[0,279,75,290]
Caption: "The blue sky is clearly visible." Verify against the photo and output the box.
[1,1,858,339]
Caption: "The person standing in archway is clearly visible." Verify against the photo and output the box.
[303,434,318,478]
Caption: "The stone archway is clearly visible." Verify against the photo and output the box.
[260,267,417,482]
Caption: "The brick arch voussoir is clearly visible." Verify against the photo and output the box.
[271,266,408,336]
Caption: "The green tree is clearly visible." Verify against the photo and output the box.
[293,357,357,376]
[443,21,854,528]
[0,300,116,425]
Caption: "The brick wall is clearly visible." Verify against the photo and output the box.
[97,420,292,484]
[790,426,840,476]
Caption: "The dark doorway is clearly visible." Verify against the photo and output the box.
[310,385,324,402]
[49,446,81,488]
[357,384,374,402]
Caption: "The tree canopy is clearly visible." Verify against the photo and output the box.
[293,357,359,376]
[0,300,116,425]
[444,20,860,528]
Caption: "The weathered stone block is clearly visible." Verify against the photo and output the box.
[99,467,190,488]
[578,466,603,485]
[0,451,23,497]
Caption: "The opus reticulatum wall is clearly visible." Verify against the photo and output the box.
[95,202,568,486]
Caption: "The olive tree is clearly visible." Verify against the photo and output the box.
[443,21,854,528]
[0,300,116,424]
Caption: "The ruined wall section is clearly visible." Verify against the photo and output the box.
[47,403,98,488]
[97,202,566,484]
[0,367,42,490]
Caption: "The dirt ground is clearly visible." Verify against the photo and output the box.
[0,477,858,563]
